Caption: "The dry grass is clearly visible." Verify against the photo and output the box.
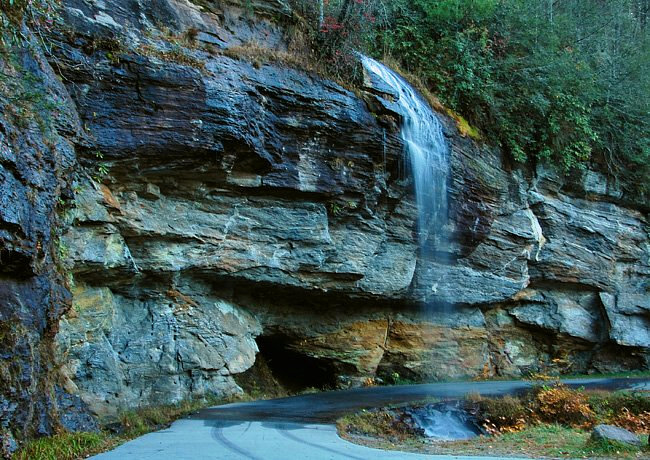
[336,408,418,441]
[220,39,359,91]
[223,41,312,71]
[136,43,205,70]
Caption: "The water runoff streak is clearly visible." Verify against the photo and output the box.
[360,55,449,248]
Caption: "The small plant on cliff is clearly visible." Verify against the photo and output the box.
[0,0,59,48]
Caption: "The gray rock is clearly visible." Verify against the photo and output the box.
[600,293,650,348]
[0,28,94,438]
[591,424,641,447]
[55,387,100,433]
[511,291,604,343]
[51,0,649,410]
[2,0,649,438]
[1,431,18,458]
[55,284,261,418]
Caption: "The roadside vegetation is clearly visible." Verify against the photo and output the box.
[13,395,229,460]
[338,383,650,458]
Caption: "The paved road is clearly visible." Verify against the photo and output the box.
[92,378,649,460]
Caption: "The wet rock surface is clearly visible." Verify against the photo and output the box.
[406,402,481,441]
[1,0,649,433]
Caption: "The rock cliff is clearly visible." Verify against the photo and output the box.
[1,0,648,439]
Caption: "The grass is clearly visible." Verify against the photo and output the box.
[136,43,205,70]
[340,420,650,459]
[13,395,232,460]
[446,424,649,458]
[375,369,650,387]
[337,408,419,442]
[338,386,650,459]
[13,432,117,460]
[558,370,650,380]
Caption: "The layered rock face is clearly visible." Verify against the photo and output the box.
[2,0,648,429]
[0,31,97,444]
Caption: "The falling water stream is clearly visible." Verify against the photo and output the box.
[359,57,469,441]
[359,55,450,247]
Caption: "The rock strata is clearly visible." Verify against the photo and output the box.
[52,0,649,415]
[1,0,648,435]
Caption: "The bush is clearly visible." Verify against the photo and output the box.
[288,0,388,83]
[337,408,417,441]
[612,408,650,434]
[530,384,595,428]
[589,391,650,418]
[465,394,528,434]
[364,0,650,194]
[588,390,650,433]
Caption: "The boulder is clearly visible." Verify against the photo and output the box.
[591,424,642,447]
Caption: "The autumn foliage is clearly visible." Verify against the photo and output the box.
[467,384,650,436]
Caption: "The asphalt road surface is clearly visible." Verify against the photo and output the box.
[92,377,649,460]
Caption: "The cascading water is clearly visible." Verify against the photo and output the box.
[359,56,449,248]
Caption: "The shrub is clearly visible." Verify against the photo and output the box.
[588,390,650,433]
[612,408,650,434]
[288,0,389,83]
[531,384,595,428]
[337,408,417,441]
[589,391,650,419]
[465,394,528,434]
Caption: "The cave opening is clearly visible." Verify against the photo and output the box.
[247,335,340,394]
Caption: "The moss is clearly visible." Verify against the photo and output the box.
[447,110,481,140]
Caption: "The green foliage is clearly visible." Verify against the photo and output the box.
[345,0,650,193]
[588,390,650,423]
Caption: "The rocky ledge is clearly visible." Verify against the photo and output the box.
[1,0,648,439]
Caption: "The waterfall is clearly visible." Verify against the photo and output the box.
[360,56,449,248]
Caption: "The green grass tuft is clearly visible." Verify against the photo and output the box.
[13,394,230,459]
[13,432,116,460]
